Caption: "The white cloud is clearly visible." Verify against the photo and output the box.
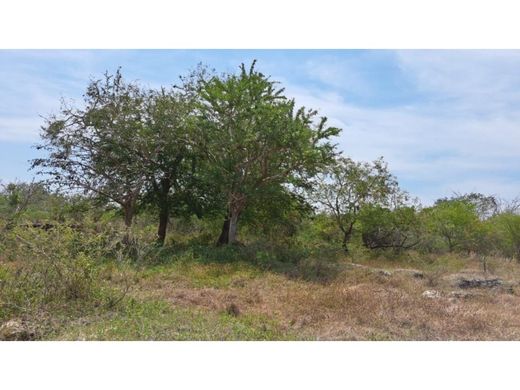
[396,50,520,113]
[283,67,520,204]
[0,117,42,142]
[303,57,372,94]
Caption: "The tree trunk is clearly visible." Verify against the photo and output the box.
[216,196,244,246]
[123,204,135,245]
[156,178,171,246]
[341,221,355,253]
[217,211,240,245]
[228,210,239,244]
[157,207,169,245]
[217,216,230,246]
[123,205,134,228]
[342,231,351,253]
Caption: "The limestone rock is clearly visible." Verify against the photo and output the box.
[422,290,441,299]
[0,319,35,341]
[449,291,473,299]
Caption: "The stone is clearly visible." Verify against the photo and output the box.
[0,319,35,341]
[449,291,473,299]
[422,290,441,299]
[457,278,502,289]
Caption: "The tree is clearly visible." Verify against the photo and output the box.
[423,199,480,252]
[0,181,50,230]
[32,70,147,230]
[359,205,421,251]
[491,212,520,261]
[194,61,340,245]
[436,192,499,220]
[308,156,400,252]
[138,87,199,245]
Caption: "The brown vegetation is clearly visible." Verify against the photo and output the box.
[121,255,520,340]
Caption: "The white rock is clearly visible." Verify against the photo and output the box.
[422,290,441,299]
[0,319,35,340]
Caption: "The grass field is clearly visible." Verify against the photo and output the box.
[4,245,520,341]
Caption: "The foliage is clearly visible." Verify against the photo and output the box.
[194,61,341,244]
[490,212,520,260]
[0,225,119,325]
[241,186,313,244]
[138,86,203,244]
[436,192,499,220]
[422,199,480,253]
[307,156,401,252]
[32,69,148,227]
[359,205,421,251]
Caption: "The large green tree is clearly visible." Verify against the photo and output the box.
[33,70,204,244]
[436,192,499,220]
[32,70,148,229]
[490,212,520,260]
[194,61,341,245]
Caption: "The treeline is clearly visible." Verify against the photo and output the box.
[2,61,520,261]
[2,180,520,262]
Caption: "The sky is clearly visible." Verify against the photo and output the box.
[0,49,519,204]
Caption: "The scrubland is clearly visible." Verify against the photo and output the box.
[2,219,520,341]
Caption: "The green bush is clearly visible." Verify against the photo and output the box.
[0,226,113,322]
[490,213,520,260]
[358,205,421,252]
[420,200,480,253]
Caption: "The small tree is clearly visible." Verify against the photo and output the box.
[491,212,520,261]
[0,181,50,230]
[423,199,480,253]
[437,192,499,220]
[308,156,399,252]
[359,205,421,252]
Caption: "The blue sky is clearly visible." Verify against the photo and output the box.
[0,50,519,204]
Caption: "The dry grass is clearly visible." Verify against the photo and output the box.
[124,255,520,340]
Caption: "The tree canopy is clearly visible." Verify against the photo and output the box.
[194,61,341,244]
[32,69,148,228]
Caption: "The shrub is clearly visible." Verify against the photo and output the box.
[359,205,421,252]
[490,213,520,261]
[0,225,111,323]
[421,200,480,253]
